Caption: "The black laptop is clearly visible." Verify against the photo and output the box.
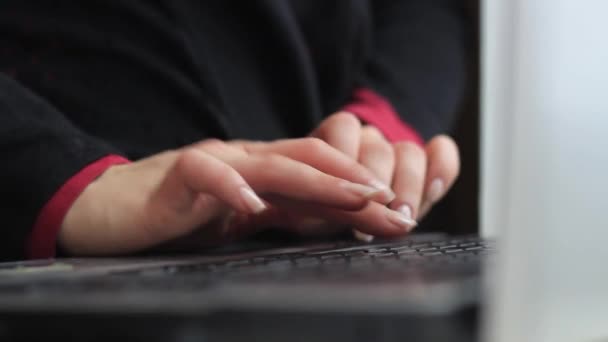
[0,232,489,342]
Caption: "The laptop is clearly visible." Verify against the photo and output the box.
[1,1,607,341]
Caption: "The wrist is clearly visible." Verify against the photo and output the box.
[342,87,424,146]
[58,163,127,256]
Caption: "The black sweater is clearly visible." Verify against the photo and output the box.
[0,0,471,260]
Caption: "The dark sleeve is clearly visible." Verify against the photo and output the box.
[0,74,124,261]
[359,0,473,140]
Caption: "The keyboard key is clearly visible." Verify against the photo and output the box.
[395,249,417,255]
[370,251,396,257]
[320,253,344,260]
[443,248,465,254]
[438,244,459,249]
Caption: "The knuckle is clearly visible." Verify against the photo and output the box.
[174,148,200,173]
[379,141,394,156]
[174,149,210,185]
[394,141,425,160]
[431,134,455,146]
[363,137,393,157]
[199,138,224,149]
[331,112,361,128]
[256,153,287,170]
[197,138,228,154]
[361,125,385,140]
[398,161,426,180]
[430,135,460,157]
[301,137,330,154]
[177,149,240,187]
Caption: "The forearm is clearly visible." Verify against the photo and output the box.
[359,0,472,139]
[0,74,125,261]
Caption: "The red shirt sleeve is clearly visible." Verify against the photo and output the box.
[25,155,131,259]
[342,87,424,146]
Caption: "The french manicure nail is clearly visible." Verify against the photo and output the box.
[396,204,417,232]
[427,179,445,203]
[340,181,382,199]
[353,229,374,242]
[368,179,396,202]
[386,209,417,232]
[239,187,267,214]
[397,204,413,220]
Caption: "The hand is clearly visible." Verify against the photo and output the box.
[311,112,460,239]
[60,138,409,255]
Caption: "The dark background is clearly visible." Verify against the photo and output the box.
[421,0,479,235]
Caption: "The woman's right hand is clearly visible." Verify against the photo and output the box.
[59,138,415,256]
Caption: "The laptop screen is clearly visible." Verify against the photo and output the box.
[482,1,608,341]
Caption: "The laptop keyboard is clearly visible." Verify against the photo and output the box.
[0,235,491,294]
[164,235,489,275]
[126,235,492,286]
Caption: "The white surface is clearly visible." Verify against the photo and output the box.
[480,0,514,239]
[482,1,608,341]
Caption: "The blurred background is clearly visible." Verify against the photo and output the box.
[421,0,480,235]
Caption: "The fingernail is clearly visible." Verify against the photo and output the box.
[396,204,417,232]
[340,181,382,199]
[239,187,267,214]
[397,204,413,220]
[386,209,417,232]
[427,179,445,203]
[353,229,374,242]
[368,179,396,203]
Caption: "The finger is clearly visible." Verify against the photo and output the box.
[338,202,417,237]
[359,126,395,185]
[311,111,361,159]
[418,135,460,218]
[236,138,395,203]
[153,147,279,246]
[225,152,381,211]
[354,126,396,241]
[131,149,239,246]
[194,140,388,212]
[265,197,416,237]
[171,148,267,215]
[389,141,427,227]
[232,208,345,238]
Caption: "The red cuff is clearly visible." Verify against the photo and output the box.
[342,88,424,146]
[25,155,131,259]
